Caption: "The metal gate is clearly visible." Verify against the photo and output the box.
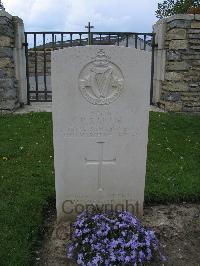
[24,29,155,104]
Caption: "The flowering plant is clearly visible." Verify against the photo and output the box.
[67,210,165,265]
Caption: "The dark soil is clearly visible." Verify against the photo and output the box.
[34,203,200,266]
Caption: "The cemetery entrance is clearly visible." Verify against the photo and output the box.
[24,30,155,104]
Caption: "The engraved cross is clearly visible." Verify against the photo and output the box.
[85,142,116,191]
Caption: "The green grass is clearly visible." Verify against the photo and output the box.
[0,112,200,265]
[0,113,54,266]
[145,112,200,203]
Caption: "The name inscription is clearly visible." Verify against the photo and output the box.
[63,110,131,138]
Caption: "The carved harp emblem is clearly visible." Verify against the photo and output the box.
[79,49,124,105]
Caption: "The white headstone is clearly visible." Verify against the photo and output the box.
[52,46,151,220]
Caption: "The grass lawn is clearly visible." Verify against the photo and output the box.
[0,111,200,265]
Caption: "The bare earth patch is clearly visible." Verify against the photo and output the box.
[35,203,200,266]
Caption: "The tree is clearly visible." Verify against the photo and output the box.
[0,0,5,10]
[156,0,200,19]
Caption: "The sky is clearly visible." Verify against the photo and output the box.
[4,0,160,32]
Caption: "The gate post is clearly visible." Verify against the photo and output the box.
[0,9,26,112]
[152,19,167,106]
[153,14,200,112]
[13,16,27,107]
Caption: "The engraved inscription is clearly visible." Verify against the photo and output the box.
[63,110,130,137]
[79,49,124,105]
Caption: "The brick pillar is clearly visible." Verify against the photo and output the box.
[153,14,200,112]
[0,10,26,112]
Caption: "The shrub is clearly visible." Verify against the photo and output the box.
[187,6,200,13]
[67,210,165,265]
[156,0,200,18]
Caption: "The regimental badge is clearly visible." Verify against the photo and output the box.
[79,49,124,105]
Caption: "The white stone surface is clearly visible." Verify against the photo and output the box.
[52,46,151,220]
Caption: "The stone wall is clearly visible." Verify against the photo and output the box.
[0,11,16,110]
[0,11,26,111]
[153,14,200,112]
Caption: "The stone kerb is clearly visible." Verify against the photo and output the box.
[0,10,26,111]
[153,14,200,112]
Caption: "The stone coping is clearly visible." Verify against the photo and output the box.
[154,14,199,28]
[0,10,12,19]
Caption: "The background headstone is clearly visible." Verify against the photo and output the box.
[52,46,151,220]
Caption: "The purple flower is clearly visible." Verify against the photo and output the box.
[125,256,131,263]
[67,244,74,258]
[83,228,90,234]
[139,250,145,263]
[67,210,166,265]
[147,247,152,260]
[121,231,126,237]
[74,229,82,237]
[109,239,118,249]
[110,252,116,262]
[77,253,84,265]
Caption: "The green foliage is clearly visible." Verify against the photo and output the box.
[156,0,200,18]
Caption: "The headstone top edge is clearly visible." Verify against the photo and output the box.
[52,45,151,56]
